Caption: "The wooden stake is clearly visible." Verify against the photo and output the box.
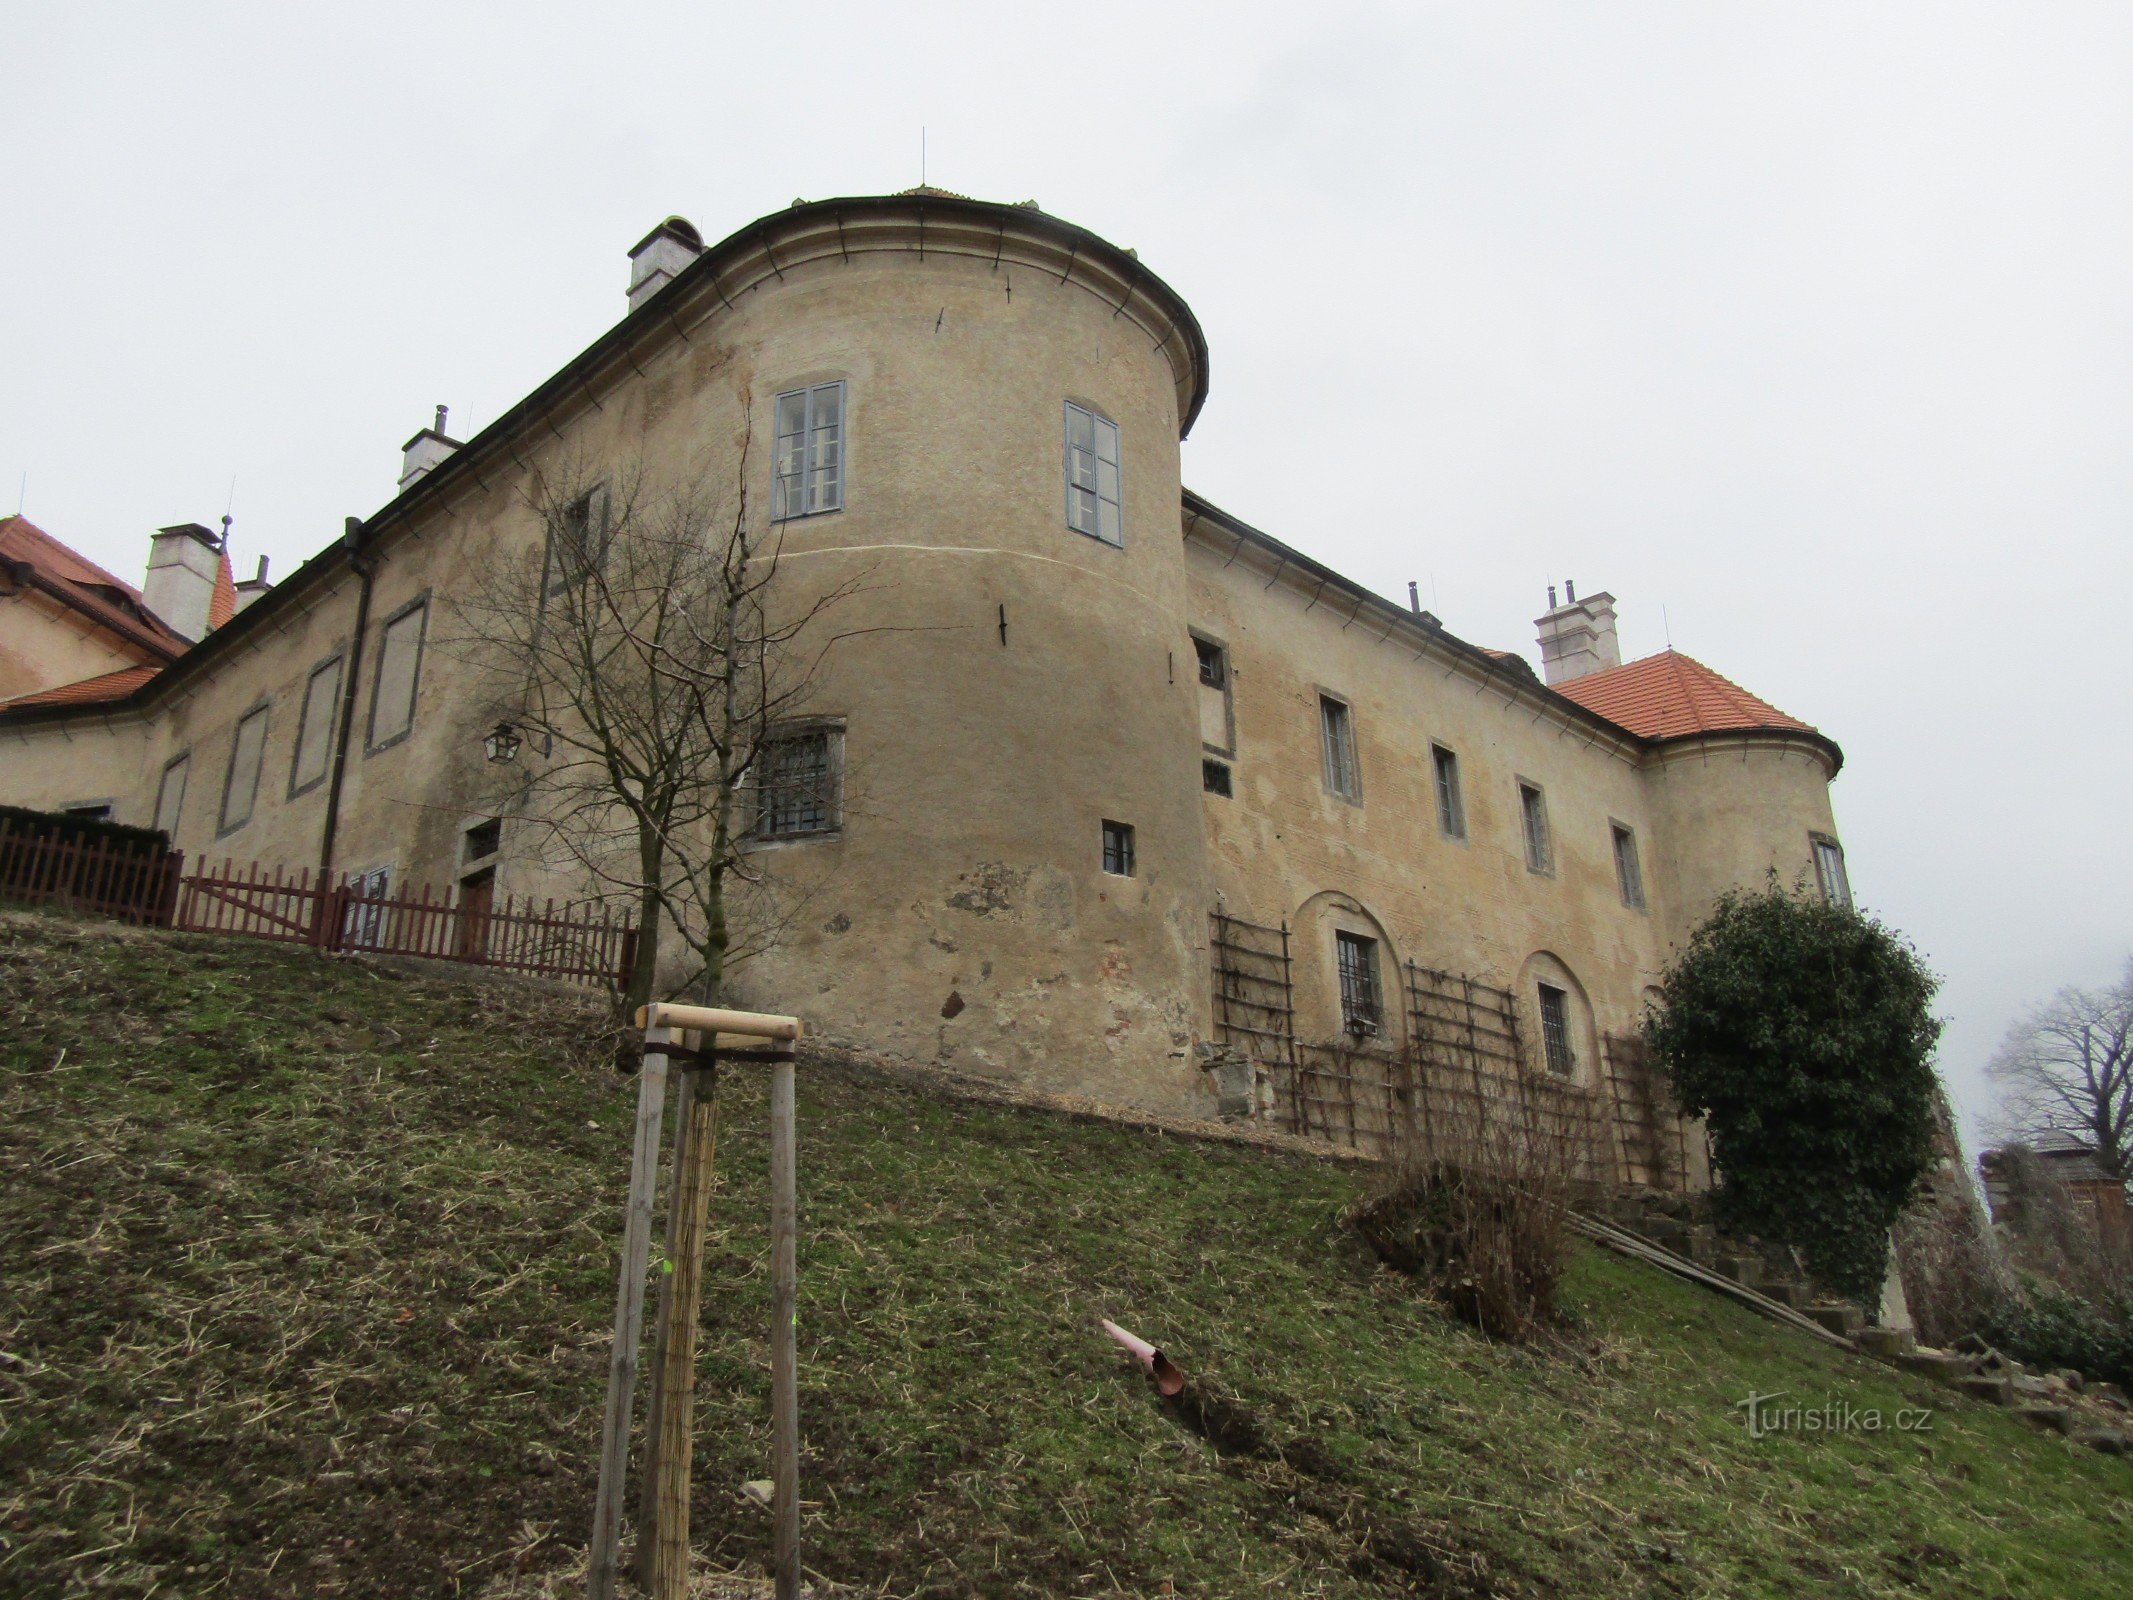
[587,1024,674,1600]
[769,1052,801,1600]
[633,1060,696,1590]
[651,1066,721,1599]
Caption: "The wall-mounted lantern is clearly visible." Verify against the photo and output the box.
[482,721,524,764]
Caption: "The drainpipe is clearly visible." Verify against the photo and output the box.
[318,516,376,883]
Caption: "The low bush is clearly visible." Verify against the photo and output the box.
[1984,1282,2133,1391]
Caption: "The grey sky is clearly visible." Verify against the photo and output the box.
[6,3,2128,1152]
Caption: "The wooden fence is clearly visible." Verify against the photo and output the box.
[1,819,635,990]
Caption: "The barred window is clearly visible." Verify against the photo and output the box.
[1537,982,1574,1076]
[772,382,845,521]
[1064,401,1122,546]
[1337,931,1382,1035]
[1101,818,1135,877]
[1811,833,1852,909]
[1612,823,1646,910]
[754,725,840,839]
[1432,744,1465,839]
[1201,758,1232,797]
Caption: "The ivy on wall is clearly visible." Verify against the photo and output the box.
[1643,882,1943,1305]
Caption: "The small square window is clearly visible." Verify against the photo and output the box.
[1320,694,1360,802]
[464,817,503,862]
[1519,781,1552,874]
[1612,823,1646,910]
[1101,819,1135,876]
[1431,744,1465,839]
[1336,931,1382,1035]
[1194,637,1226,688]
[754,725,842,840]
[1201,758,1232,797]
[1537,982,1575,1076]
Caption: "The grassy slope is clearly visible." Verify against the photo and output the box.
[1,915,2127,1600]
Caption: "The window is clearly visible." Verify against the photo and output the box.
[1101,819,1135,876]
[154,754,189,838]
[545,484,611,596]
[1612,823,1646,910]
[1063,401,1122,545]
[1201,758,1232,797]
[1518,780,1552,874]
[218,704,270,835]
[367,597,429,751]
[61,801,113,821]
[341,865,391,951]
[1194,637,1226,688]
[772,382,845,521]
[1431,744,1465,839]
[1537,982,1575,1076]
[1319,694,1360,801]
[1336,931,1382,1035]
[463,817,503,862]
[289,654,342,797]
[753,724,841,840]
[1811,833,1852,908]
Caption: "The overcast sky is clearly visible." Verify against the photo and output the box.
[6,3,2128,1151]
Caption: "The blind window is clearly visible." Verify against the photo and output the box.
[1064,402,1122,546]
[369,600,428,748]
[1519,782,1552,874]
[219,706,270,834]
[772,383,845,520]
[290,657,342,795]
[154,755,189,838]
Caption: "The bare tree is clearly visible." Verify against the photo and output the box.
[1989,960,2133,1182]
[442,434,861,1017]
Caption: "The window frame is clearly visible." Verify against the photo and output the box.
[1201,757,1233,797]
[1336,930,1383,1037]
[1191,630,1235,756]
[543,482,612,600]
[748,719,845,844]
[287,650,344,800]
[1810,832,1852,909]
[1062,400,1123,547]
[1431,743,1466,840]
[1517,778,1553,875]
[1318,691,1361,804]
[1536,981,1575,1077]
[217,700,273,839]
[771,381,847,522]
[1101,818,1136,877]
[154,751,191,839]
[1611,821,1646,911]
[365,593,431,755]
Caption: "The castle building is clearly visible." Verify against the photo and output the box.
[0,191,1850,1129]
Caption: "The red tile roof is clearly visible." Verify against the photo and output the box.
[209,547,237,631]
[0,663,162,710]
[0,516,187,661]
[1552,649,1818,742]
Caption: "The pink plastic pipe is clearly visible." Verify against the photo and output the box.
[1101,1318,1186,1397]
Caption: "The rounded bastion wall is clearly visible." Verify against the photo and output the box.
[662,222,1218,1110]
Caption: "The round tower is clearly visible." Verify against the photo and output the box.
[643,193,1216,1108]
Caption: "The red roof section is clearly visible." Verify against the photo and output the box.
[1552,650,1818,742]
[0,663,162,710]
[0,516,187,661]
[209,547,237,631]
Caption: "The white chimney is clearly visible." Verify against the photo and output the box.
[141,523,222,642]
[1535,579,1621,686]
[627,216,704,312]
[399,404,460,491]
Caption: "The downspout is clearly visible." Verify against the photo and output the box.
[318,516,376,881]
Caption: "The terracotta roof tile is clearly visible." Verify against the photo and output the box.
[0,516,186,660]
[1552,649,1817,742]
[209,547,237,631]
[0,663,162,710]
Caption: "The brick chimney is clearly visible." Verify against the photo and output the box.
[1534,579,1620,686]
[626,216,703,312]
[399,404,460,491]
[141,522,222,642]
